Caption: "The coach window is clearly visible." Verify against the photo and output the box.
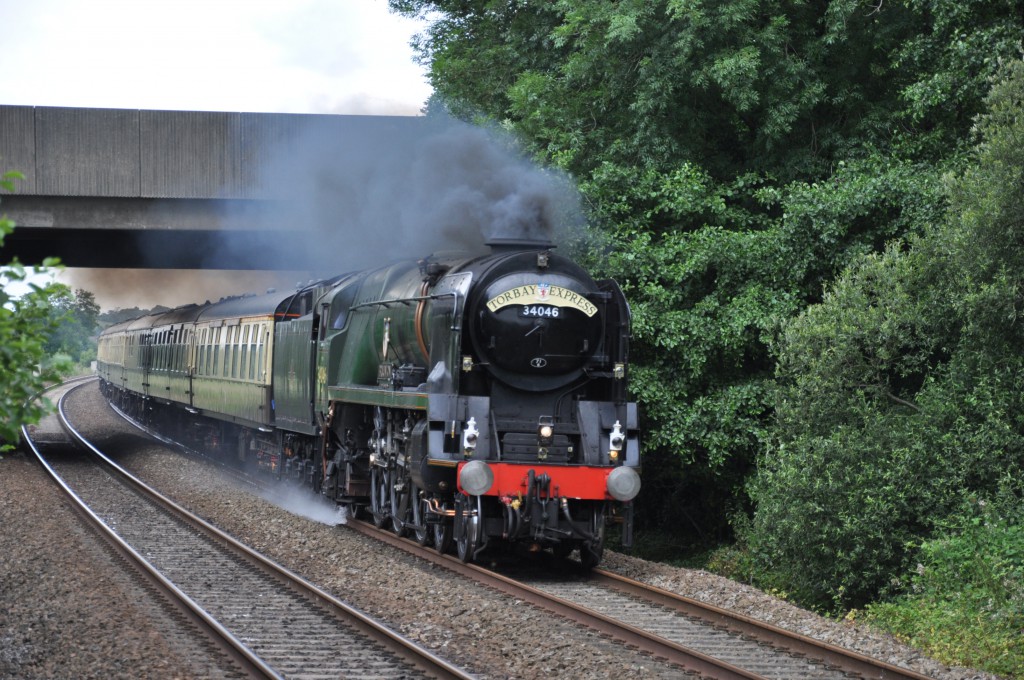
[209,327,215,375]
[225,327,233,378]
[173,329,181,373]
[232,325,241,378]
[232,326,241,378]
[208,328,215,375]
[197,329,206,375]
[213,327,221,377]
[225,326,234,378]
[257,324,267,380]
[205,328,213,375]
[206,328,213,375]
[224,326,233,378]
[176,328,184,373]
[228,326,236,378]
[205,328,213,376]
[235,326,243,378]
[197,329,204,375]
[249,325,259,379]
[239,325,250,379]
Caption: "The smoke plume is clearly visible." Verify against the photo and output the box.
[67,114,586,311]
[238,113,585,272]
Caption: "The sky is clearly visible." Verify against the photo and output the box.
[0,0,437,310]
[0,0,432,116]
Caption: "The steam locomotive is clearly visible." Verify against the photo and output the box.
[96,240,640,567]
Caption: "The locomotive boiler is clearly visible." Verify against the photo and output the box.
[97,240,640,567]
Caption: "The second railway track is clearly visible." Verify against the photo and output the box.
[25,380,472,680]
[347,519,935,680]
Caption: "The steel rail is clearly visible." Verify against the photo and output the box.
[346,519,762,680]
[21,384,280,679]
[590,568,935,680]
[52,381,475,680]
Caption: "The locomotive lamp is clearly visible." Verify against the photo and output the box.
[538,416,554,446]
[463,417,479,455]
[608,420,625,462]
[537,250,550,269]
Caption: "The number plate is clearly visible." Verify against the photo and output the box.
[520,305,560,318]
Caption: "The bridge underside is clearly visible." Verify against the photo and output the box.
[0,226,310,269]
[0,106,424,272]
[0,195,318,269]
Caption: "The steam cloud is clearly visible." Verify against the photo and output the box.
[66,113,586,311]
[257,483,348,527]
[232,112,586,272]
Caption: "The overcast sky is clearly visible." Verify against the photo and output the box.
[0,0,432,115]
[1,0,436,309]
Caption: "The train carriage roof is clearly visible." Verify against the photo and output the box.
[196,290,292,323]
[99,291,295,337]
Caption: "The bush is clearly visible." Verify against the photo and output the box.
[43,352,77,377]
[865,497,1024,678]
[748,58,1024,612]
[0,171,65,450]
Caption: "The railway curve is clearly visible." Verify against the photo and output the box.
[23,379,472,680]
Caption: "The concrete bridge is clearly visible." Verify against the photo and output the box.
[0,106,421,269]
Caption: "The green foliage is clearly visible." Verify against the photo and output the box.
[394,0,1022,181]
[395,12,1024,667]
[44,287,100,364]
[43,352,77,377]
[751,58,1024,611]
[0,171,66,450]
[864,498,1024,678]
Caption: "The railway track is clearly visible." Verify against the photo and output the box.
[55,380,939,680]
[23,380,473,680]
[348,519,935,680]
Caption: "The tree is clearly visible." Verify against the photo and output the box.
[44,287,100,364]
[751,58,1024,609]
[393,0,1023,181]
[0,171,66,450]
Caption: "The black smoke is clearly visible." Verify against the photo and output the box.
[221,113,585,273]
[66,114,587,310]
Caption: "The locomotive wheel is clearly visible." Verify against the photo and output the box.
[579,508,606,569]
[370,467,389,529]
[412,491,431,546]
[433,509,453,554]
[390,473,410,538]
[455,496,481,564]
